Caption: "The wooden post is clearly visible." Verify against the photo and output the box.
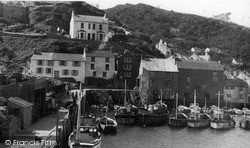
[124,79,127,106]
[176,93,178,119]
[194,89,196,120]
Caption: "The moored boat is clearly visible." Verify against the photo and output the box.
[239,117,250,130]
[137,102,169,126]
[210,111,235,129]
[97,116,118,134]
[168,93,188,128]
[115,104,138,125]
[187,90,211,128]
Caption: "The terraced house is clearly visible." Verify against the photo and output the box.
[30,51,86,83]
[69,10,109,41]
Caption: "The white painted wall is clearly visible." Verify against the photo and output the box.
[30,59,86,83]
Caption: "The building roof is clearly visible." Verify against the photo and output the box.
[31,52,86,61]
[86,50,115,58]
[73,14,108,24]
[8,97,33,108]
[54,77,78,83]
[140,58,178,74]
[176,60,224,71]
[224,78,248,87]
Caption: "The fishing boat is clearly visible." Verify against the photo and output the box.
[240,117,250,130]
[168,93,188,127]
[115,104,138,125]
[68,89,102,148]
[242,108,250,115]
[210,91,235,129]
[137,90,169,126]
[114,80,138,125]
[97,103,118,134]
[187,90,211,128]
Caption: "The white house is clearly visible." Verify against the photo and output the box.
[155,39,172,57]
[69,10,109,41]
[85,50,115,79]
[30,51,86,83]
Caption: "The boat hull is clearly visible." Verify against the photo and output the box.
[69,140,101,148]
[188,119,210,128]
[137,114,168,126]
[115,114,137,125]
[97,117,117,134]
[240,119,250,130]
[168,117,187,128]
[210,121,235,129]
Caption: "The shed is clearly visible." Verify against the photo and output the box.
[7,97,33,129]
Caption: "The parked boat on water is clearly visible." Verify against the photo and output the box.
[210,111,235,129]
[68,89,102,148]
[240,117,250,130]
[242,108,250,115]
[115,104,138,125]
[137,101,169,126]
[97,102,117,134]
[168,93,188,127]
[187,90,211,128]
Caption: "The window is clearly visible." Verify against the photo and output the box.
[99,34,103,40]
[105,58,110,63]
[80,32,84,39]
[73,61,81,67]
[91,57,95,62]
[71,70,79,76]
[186,84,190,90]
[81,23,84,28]
[230,86,235,90]
[124,72,131,78]
[88,23,91,29]
[47,60,54,66]
[62,69,69,75]
[93,71,96,77]
[46,68,52,74]
[88,33,91,40]
[59,61,67,66]
[124,57,132,63]
[187,76,191,82]
[124,64,131,70]
[99,24,103,30]
[239,94,244,100]
[225,86,230,90]
[36,68,43,74]
[92,33,95,40]
[239,87,243,91]
[37,60,43,66]
[166,80,171,88]
[227,94,232,98]
[91,64,95,70]
[92,24,95,30]
[105,64,110,70]
[103,72,107,78]
[213,71,218,83]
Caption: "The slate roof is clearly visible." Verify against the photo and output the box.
[176,60,224,71]
[86,50,115,58]
[74,14,108,24]
[8,97,33,108]
[31,53,86,61]
[224,78,248,87]
[140,58,178,73]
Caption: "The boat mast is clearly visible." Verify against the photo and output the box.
[176,93,178,119]
[194,89,197,120]
[76,83,83,141]
[124,79,127,106]
[106,102,108,126]
[161,89,163,107]
[217,91,221,110]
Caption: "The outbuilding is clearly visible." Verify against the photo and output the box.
[7,97,33,129]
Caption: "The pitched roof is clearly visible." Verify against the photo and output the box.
[31,53,86,61]
[8,97,33,108]
[86,50,115,58]
[140,58,178,74]
[176,60,224,71]
[73,14,108,24]
[224,78,248,87]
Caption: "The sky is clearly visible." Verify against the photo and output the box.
[83,0,250,27]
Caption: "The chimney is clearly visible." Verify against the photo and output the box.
[83,46,88,58]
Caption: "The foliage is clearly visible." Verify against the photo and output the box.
[105,3,250,64]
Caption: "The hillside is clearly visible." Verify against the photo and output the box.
[105,3,250,66]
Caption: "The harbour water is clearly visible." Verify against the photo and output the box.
[101,115,250,148]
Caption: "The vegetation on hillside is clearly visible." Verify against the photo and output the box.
[105,3,250,67]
